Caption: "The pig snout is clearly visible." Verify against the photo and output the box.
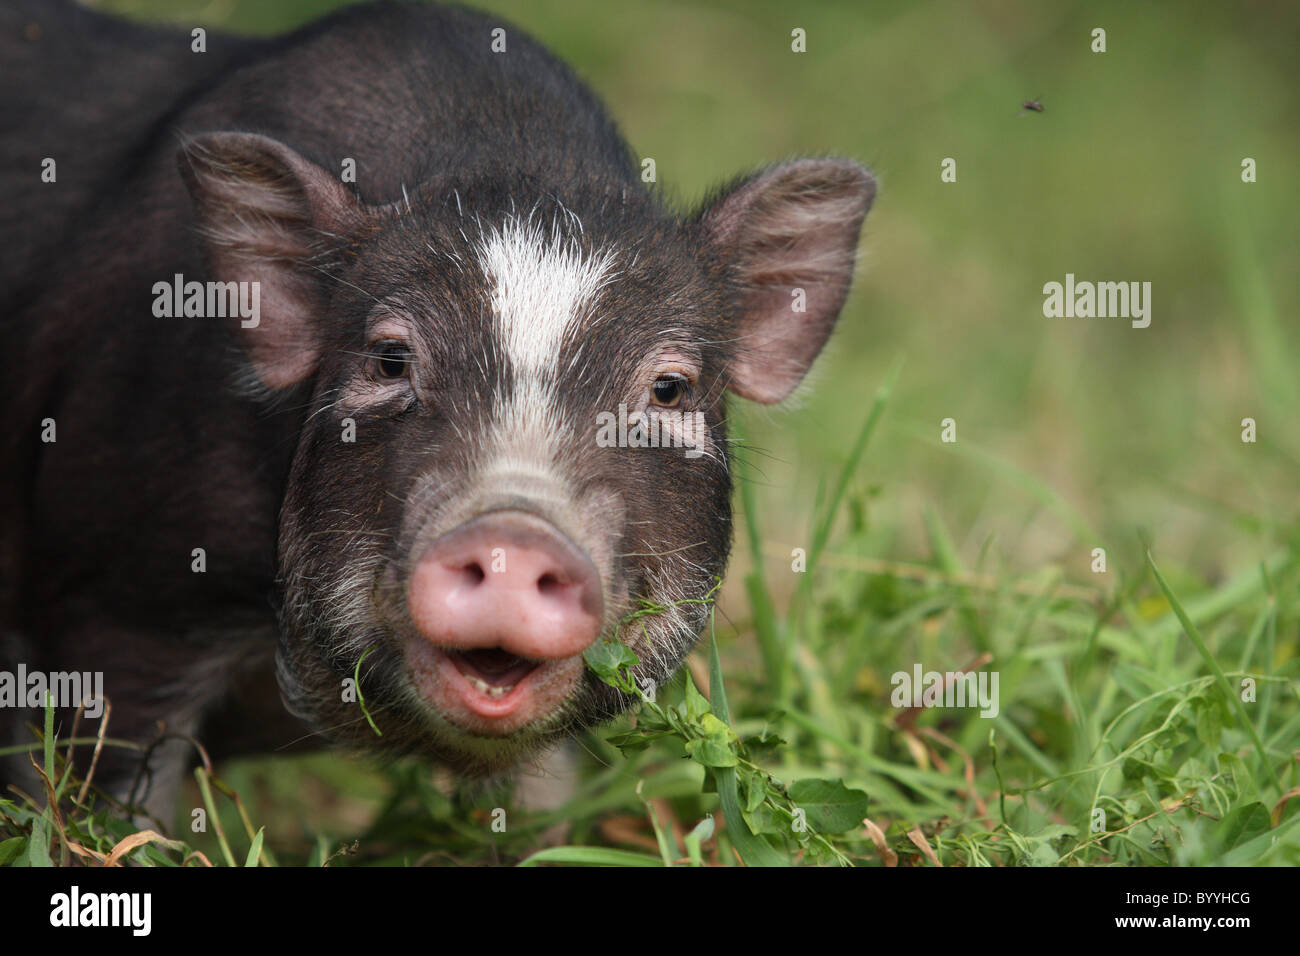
[407,511,604,661]
[402,511,605,733]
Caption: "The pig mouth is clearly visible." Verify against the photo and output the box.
[446,648,539,698]
[403,638,583,736]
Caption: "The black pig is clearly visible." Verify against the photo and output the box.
[0,0,875,809]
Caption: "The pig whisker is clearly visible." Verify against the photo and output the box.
[305,529,396,538]
[426,242,465,274]
[615,541,709,559]
[305,393,347,422]
[568,732,615,770]
[276,723,352,750]
[279,707,399,750]
[304,261,383,304]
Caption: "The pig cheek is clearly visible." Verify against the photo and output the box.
[401,640,582,736]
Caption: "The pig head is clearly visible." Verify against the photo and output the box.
[178,132,875,775]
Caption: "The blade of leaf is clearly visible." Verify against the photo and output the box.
[517,847,665,867]
[245,827,266,867]
[709,628,787,866]
[1148,553,1280,797]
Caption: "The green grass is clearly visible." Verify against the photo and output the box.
[3,364,1297,865]
[2,0,1295,865]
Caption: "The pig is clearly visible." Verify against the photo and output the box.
[0,0,875,812]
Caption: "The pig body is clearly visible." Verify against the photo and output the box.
[1,0,874,809]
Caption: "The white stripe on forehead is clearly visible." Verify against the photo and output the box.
[475,216,619,471]
[476,217,618,376]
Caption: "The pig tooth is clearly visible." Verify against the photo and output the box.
[465,674,516,698]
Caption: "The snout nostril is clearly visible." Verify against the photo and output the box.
[537,572,564,596]
[457,562,486,587]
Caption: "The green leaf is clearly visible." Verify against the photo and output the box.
[43,693,55,789]
[697,712,736,742]
[0,836,26,867]
[1148,554,1278,796]
[518,847,665,867]
[603,731,654,755]
[787,778,871,834]
[0,799,26,824]
[742,802,784,838]
[1216,802,1271,853]
[700,767,718,795]
[1029,842,1060,866]
[23,815,52,868]
[244,827,266,867]
[683,816,715,866]
[1194,701,1223,749]
[1174,757,1211,792]
[634,705,671,733]
[1032,824,1079,843]
[707,621,732,725]
[709,631,786,866]
[583,640,640,685]
[683,673,739,767]
[1121,757,1148,781]
[742,730,787,757]
[1216,752,1254,801]
[685,737,738,768]
[680,674,712,723]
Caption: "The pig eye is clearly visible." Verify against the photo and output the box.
[371,340,412,380]
[650,373,689,407]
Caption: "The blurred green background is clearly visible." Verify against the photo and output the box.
[98,0,1298,594]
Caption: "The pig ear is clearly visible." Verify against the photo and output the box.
[697,159,875,404]
[178,132,365,389]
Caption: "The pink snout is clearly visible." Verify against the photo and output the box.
[407,511,604,661]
